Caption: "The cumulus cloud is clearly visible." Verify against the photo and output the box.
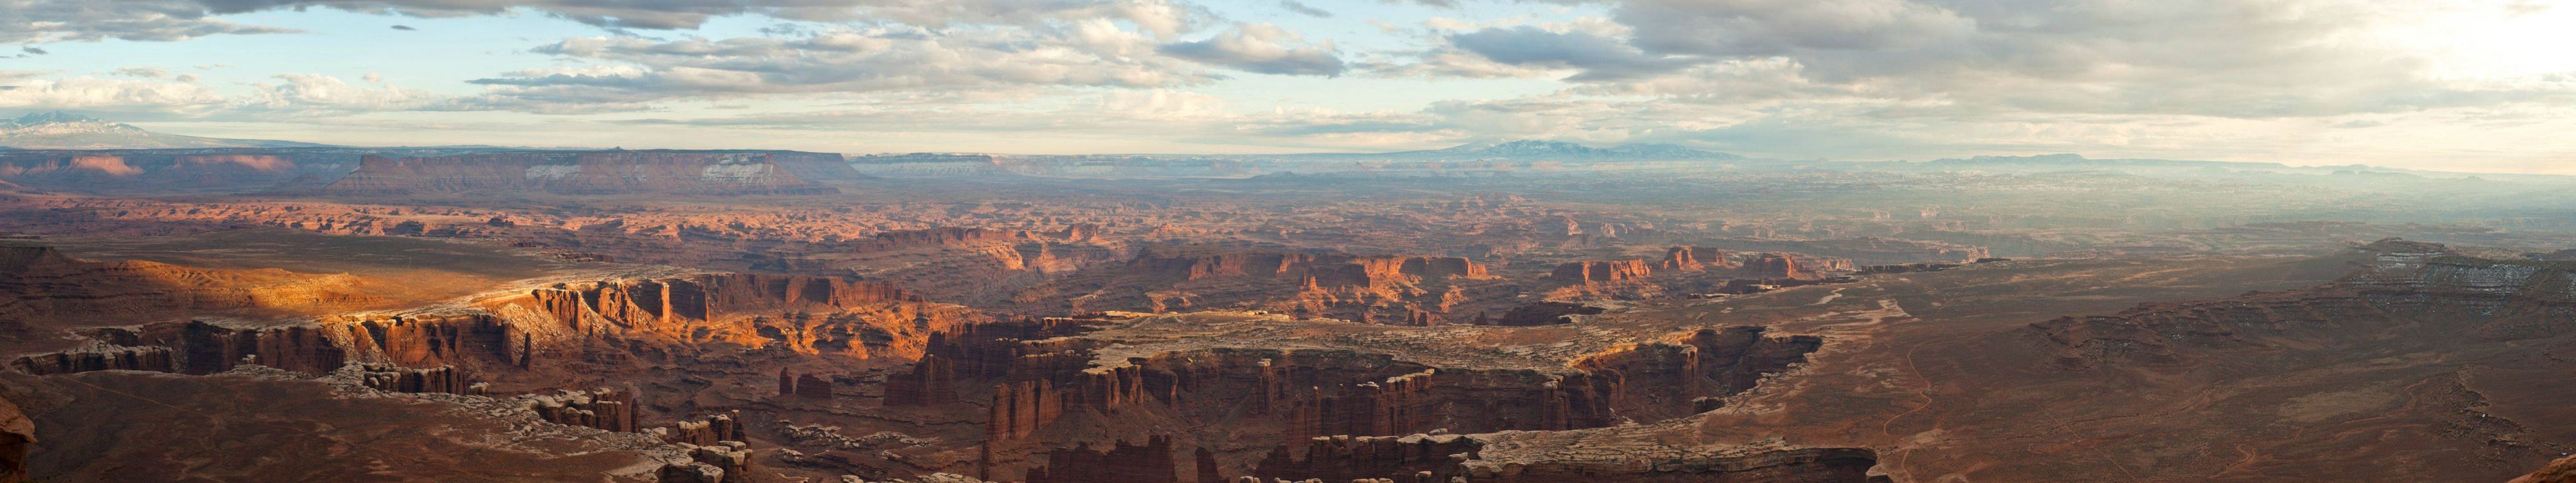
[240,73,453,114]
[0,73,226,114]
[1278,0,1331,17]
[112,67,172,79]
[1159,23,1347,76]
[1442,26,1689,80]
[1,0,300,44]
[1616,0,1973,58]
[189,0,1204,33]
[1388,0,2576,122]
[463,21,1223,111]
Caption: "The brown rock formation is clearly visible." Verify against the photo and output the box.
[885,354,960,406]
[2512,454,2576,483]
[0,396,26,483]
[1016,246,1502,325]
[1252,433,1479,482]
[1552,259,1654,282]
[652,410,750,446]
[355,363,477,394]
[531,387,640,433]
[1743,253,1815,279]
[1025,435,1179,483]
[1657,246,1738,271]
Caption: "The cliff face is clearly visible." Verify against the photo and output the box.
[1552,260,1654,282]
[1012,246,1503,325]
[893,315,1826,482]
[320,151,843,196]
[472,273,983,359]
[0,151,355,193]
[1657,246,1739,271]
[10,273,983,384]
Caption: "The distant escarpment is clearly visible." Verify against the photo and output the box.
[0,149,355,193]
[319,150,851,196]
[2035,238,2576,369]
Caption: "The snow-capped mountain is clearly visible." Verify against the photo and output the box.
[0,111,325,149]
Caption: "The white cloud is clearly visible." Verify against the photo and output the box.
[1158,23,1348,77]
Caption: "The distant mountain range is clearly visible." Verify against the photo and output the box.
[0,111,328,149]
[1924,153,2418,173]
[1274,140,1745,162]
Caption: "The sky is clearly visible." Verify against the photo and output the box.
[3,0,2575,173]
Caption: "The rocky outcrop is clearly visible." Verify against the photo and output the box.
[1025,436,1179,483]
[1569,327,1823,421]
[474,273,979,359]
[668,442,755,483]
[8,345,174,374]
[530,387,639,433]
[0,396,26,483]
[1483,302,1604,327]
[1657,247,1739,271]
[1252,433,1479,482]
[1018,247,1503,325]
[1552,260,1653,283]
[650,411,749,446]
[884,354,960,406]
[2511,454,2576,483]
[354,363,477,394]
[1743,253,1816,279]
[922,316,1826,481]
[321,151,842,196]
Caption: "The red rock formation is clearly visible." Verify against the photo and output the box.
[1657,246,1738,271]
[795,374,835,399]
[988,379,1067,442]
[2511,454,2576,483]
[0,396,27,483]
[885,354,960,406]
[1551,260,1654,282]
[1743,252,1815,279]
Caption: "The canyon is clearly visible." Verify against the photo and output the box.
[3,144,2575,482]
